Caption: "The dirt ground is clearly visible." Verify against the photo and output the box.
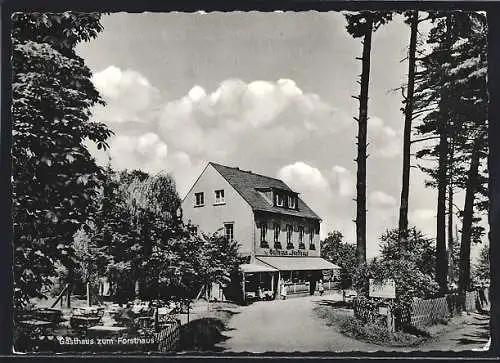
[213,294,490,353]
[417,311,490,351]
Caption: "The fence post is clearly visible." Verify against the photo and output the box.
[387,306,395,333]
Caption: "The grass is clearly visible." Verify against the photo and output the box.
[313,305,426,347]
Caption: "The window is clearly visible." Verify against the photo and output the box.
[286,225,293,244]
[275,192,284,207]
[194,192,204,206]
[309,229,314,244]
[215,189,225,204]
[298,226,304,243]
[224,223,234,242]
[288,195,297,209]
[260,223,268,242]
[273,223,281,243]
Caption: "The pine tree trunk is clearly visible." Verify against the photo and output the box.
[398,11,418,236]
[355,18,373,267]
[458,140,481,294]
[206,284,210,311]
[436,118,449,295]
[435,15,454,296]
[448,183,454,285]
[87,281,91,307]
[135,279,140,298]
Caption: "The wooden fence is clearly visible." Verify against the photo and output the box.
[409,290,481,330]
[355,289,485,332]
[156,320,181,352]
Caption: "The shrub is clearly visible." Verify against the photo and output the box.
[339,316,424,347]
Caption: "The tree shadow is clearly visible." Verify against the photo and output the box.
[454,324,490,346]
[180,317,233,352]
[215,309,241,317]
[474,313,490,320]
[314,300,351,309]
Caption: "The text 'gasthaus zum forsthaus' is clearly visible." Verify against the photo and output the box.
[57,336,156,345]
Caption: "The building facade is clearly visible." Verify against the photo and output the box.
[182,162,339,301]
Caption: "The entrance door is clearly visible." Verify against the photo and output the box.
[309,277,315,295]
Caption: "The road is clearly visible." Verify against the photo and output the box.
[215,294,490,353]
[216,294,381,353]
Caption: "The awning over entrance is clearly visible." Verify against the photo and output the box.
[256,256,340,271]
[239,263,278,273]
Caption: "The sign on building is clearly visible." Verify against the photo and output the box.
[369,278,396,299]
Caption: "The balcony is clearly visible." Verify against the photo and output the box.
[286,243,294,250]
[298,243,306,250]
[273,242,282,249]
[309,244,316,250]
[260,241,269,248]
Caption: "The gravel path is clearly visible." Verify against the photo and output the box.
[216,294,381,353]
[417,312,490,352]
[215,294,490,353]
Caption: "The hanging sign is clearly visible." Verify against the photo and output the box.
[264,249,308,257]
[369,279,396,299]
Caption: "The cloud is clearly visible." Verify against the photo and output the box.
[409,208,435,222]
[157,78,351,162]
[409,208,436,237]
[367,116,401,159]
[277,162,334,236]
[278,162,331,195]
[106,133,168,173]
[91,66,160,124]
[369,190,397,208]
[87,70,432,259]
[331,165,355,197]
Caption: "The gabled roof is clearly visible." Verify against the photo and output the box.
[210,162,321,220]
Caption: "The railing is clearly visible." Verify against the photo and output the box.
[287,281,339,294]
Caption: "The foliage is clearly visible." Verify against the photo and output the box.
[379,228,435,276]
[198,231,241,291]
[88,167,240,302]
[472,244,489,286]
[412,11,488,294]
[12,12,111,309]
[414,12,488,237]
[72,228,110,292]
[344,11,394,38]
[320,231,357,289]
[313,305,425,347]
[90,166,138,300]
[339,315,424,347]
[352,228,440,327]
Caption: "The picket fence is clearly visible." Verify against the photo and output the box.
[156,320,181,352]
[409,290,480,329]
[355,289,484,332]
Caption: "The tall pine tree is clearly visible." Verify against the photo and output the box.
[413,11,488,294]
[344,11,393,268]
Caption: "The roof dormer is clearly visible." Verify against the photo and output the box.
[272,188,299,211]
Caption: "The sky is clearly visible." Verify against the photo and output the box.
[76,11,486,260]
